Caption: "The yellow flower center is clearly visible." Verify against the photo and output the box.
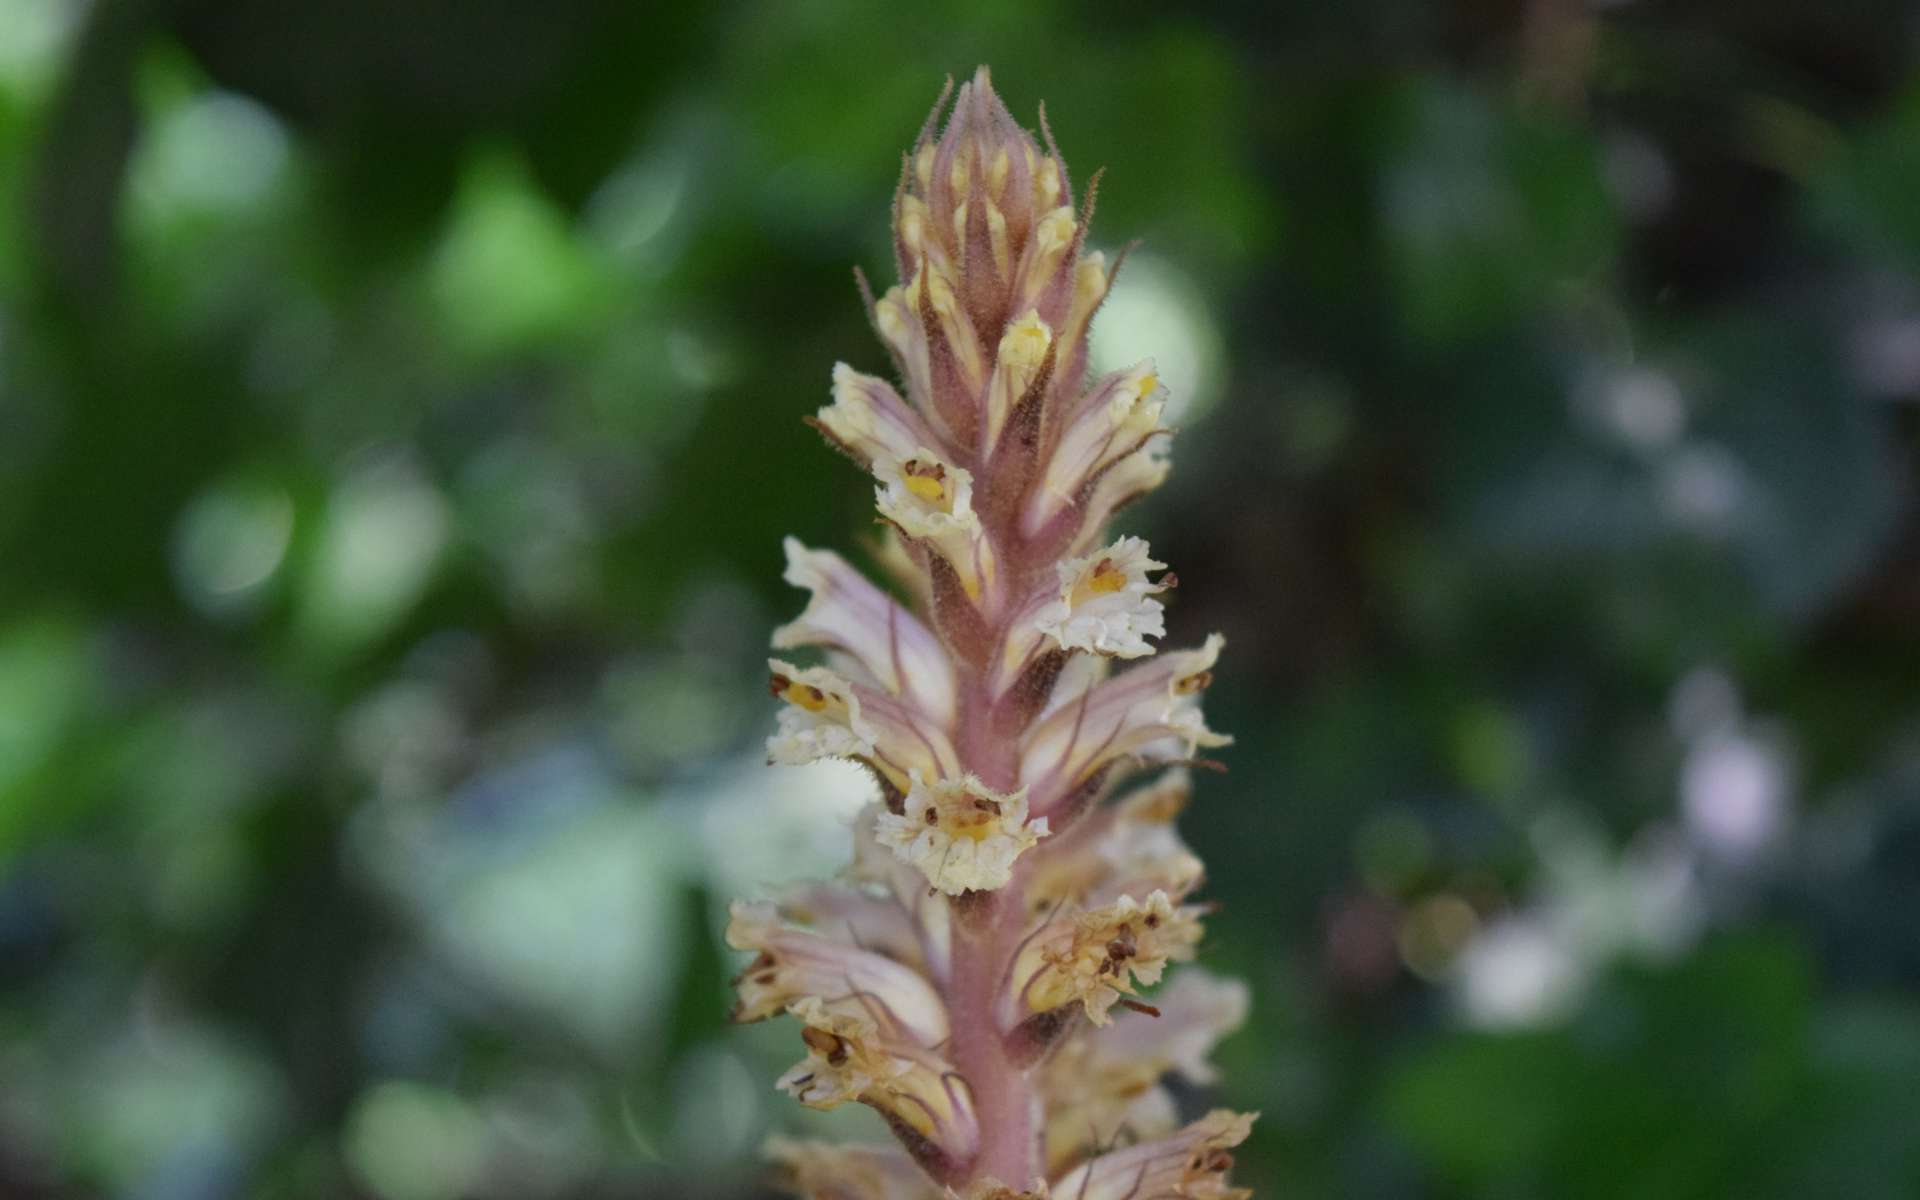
[1071,557,1128,606]
[771,673,838,714]
[928,793,1001,842]
[900,459,950,508]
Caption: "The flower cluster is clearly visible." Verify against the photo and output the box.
[733,68,1254,1198]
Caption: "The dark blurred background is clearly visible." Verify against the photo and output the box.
[5,1,1920,1196]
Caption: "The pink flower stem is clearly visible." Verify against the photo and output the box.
[948,885,1033,1186]
[948,660,1036,1187]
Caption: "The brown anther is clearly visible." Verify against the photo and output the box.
[1144,912,1161,928]
[1174,670,1213,696]
[924,806,940,825]
[972,797,1002,815]
[768,672,791,698]
[801,1025,851,1067]
[1115,997,1161,1017]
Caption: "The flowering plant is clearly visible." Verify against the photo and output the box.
[733,68,1255,1199]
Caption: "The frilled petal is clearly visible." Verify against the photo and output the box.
[1018,889,1206,1025]
[727,900,948,1045]
[773,537,957,725]
[1049,1110,1256,1200]
[767,660,877,765]
[765,1138,935,1200]
[875,773,1049,896]
[769,658,962,795]
[1033,535,1169,659]
[1021,636,1231,805]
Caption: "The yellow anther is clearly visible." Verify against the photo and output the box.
[900,459,950,507]
[903,475,947,504]
[771,672,835,713]
[788,683,830,711]
[1070,557,1129,606]
[989,146,1010,197]
[1087,564,1127,595]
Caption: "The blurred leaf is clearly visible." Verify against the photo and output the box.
[1378,80,1618,345]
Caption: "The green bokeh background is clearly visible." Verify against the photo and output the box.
[5,1,1920,1197]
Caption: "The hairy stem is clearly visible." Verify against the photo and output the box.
[949,651,1035,1185]
[949,885,1032,1185]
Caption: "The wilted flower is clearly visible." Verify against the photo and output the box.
[730,67,1254,1196]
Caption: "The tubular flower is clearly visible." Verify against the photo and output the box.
[1035,534,1170,658]
[733,68,1255,1197]
[876,772,1050,896]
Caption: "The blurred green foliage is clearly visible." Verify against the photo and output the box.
[4,1,1920,1197]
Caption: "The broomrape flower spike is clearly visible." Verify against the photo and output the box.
[735,67,1255,1197]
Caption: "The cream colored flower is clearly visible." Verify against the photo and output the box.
[765,1139,934,1200]
[726,900,948,1045]
[1022,890,1205,1025]
[772,536,956,724]
[1034,535,1169,659]
[1022,635,1231,803]
[776,998,913,1111]
[875,773,1049,896]
[983,309,1053,448]
[766,660,876,766]
[1025,770,1202,911]
[873,448,995,598]
[816,364,943,470]
[1049,1110,1256,1200]
[1026,362,1168,532]
[776,997,977,1160]
[767,658,961,796]
[1038,970,1249,1173]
